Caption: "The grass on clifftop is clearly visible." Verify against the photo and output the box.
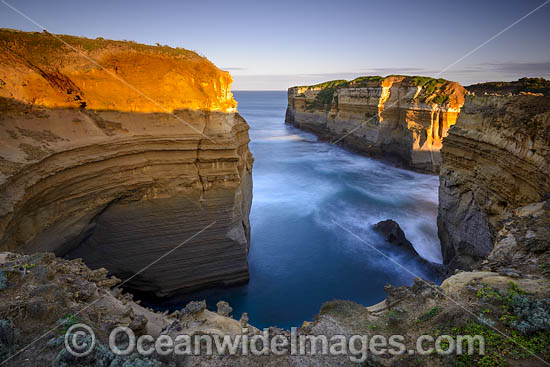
[449,282,550,367]
[346,76,385,87]
[305,79,348,89]
[466,77,550,96]
[319,282,550,367]
[298,75,454,110]
[410,76,451,104]
[0,28,201,66]
[304,87,339,111]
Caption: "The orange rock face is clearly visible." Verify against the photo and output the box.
[286,75,466,172]
[0,29,236,112]
[0,29,253,296]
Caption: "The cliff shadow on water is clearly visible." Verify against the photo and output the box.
[139,91,446,329]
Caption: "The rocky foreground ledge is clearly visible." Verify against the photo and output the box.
[0,29,254,296]
[1,198,549,367]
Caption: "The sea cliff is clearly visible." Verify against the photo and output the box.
[438,79,550,271]
[285,75,465,172]
[0,29,254,296]
[302,81,550,367]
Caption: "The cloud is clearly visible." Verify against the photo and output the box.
[222,67,248,71]
[294,72,364,79]
[230,61,550,90]
[296,68,429,78]
[448,61,550,75]
[480,61,550,74]
[358,67,426,74]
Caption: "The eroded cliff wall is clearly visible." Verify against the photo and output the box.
[0,29,254,296]
[438,82,550,270]
[286,76,465,172]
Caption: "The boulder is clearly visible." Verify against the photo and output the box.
[373,219,418,255]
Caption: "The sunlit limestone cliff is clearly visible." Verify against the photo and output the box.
[286,75,465,172]
[438,79,550,271]
[295,80,550,367]
[0,29,254,296]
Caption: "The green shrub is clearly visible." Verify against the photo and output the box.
[509,295,550,335]
[347,76,384,87]
[433,95,450,105]
[449,282,550,366]
[305,87,339,111]
[55,314,81,336]
[417,306,442,322]
[408,76,451,104]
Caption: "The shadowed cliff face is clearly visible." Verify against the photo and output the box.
[0,30,253,296]
[285,76,465,172]
[438,85,550,271]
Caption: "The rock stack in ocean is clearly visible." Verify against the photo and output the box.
[438,79,550,271]
[0,29,254,296]
[285,75,465,172]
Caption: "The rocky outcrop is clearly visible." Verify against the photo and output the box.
[484,199,550,275]
[0,252,260,366]
[0,29,254,296]
[3,250,549,366]
[286,75,465,172]
[301,80,550,366]
[438,81,550,271]
[373,219,448,277]
[373,219,415,252]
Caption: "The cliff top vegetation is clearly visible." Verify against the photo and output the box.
[466,78,550,96]
[295,75,464,110]
[0,29,236,112]
[0,28,202,65]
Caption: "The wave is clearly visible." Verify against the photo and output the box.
[262,134,306,142]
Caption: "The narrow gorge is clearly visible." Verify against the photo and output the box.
[281,77,550,366]
[0,28,549,367]
[286,75,550,272]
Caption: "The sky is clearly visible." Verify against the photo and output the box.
[1,0,549,90]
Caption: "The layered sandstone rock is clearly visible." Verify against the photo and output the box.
[286,75,465,172]
[438,81,550,270]
[0,29,253,296]
[0,252,260,366]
